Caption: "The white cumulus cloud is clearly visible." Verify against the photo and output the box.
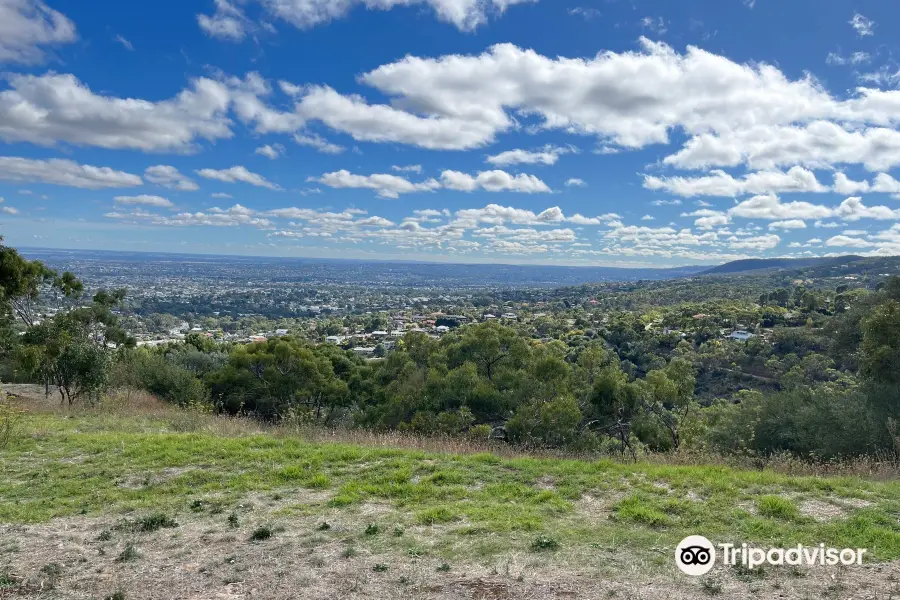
[255,143,285,159]
[486,145,575,166]
[144,165,199,191]
[197,166,281,190]
[311,170,441,199]
[0,73,233,151]
[440,170,551,193]
[644,167,827,197]
[199,0,536,35]
[114,195,174,208]
[0,156,142,189]
[198,0,251,41]
[0,0,76,64]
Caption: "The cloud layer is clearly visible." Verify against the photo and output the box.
[198,0,537,39]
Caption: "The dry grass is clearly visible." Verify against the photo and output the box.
[9,386,899,480]
[3,511,900,600]
[0,404,22,450]
[640,447,900,480]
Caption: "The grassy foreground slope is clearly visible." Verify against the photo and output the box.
[2,395,900,599]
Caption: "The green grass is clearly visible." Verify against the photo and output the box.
[416,506,459,525]
[0,571,15,589]
[614,495,672,527]
[3,411,900,562]
[756,495,800,520]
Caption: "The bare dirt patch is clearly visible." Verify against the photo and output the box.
[836,496,874,509]
[115,467,197,490]
[736,501,758,515]
[357,502,396,519]
[685,490,703,503]
[574,492,624,523]
[2,384,50,403]
[799,499,846,522]
[534,476,556,491]
[651,481,672,493]
[3,513,900,599]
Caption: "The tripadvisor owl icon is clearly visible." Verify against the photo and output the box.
[676,535,716,576]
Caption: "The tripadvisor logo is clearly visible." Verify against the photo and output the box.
[676,535,716,576]
[675,536,867,576]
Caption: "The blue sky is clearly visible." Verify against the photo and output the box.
[1,0,900,266]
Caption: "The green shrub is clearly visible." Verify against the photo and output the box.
[115,513,178,533]
[117,351,209,407]
[137,513,178,532]
[250,525,275,541]
[530,536,560,551]
[407,408,476,436]
[468,423,492,441]
[506,396,582,447]
[703,387,887,459]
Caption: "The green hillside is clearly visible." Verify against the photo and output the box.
[2,401,899,599]
[700,256,864,275]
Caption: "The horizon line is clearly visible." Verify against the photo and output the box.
[16,245,716,272]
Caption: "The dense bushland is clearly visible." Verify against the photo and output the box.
[2,240,900,461]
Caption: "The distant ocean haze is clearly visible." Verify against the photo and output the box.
[20,247,708,289]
